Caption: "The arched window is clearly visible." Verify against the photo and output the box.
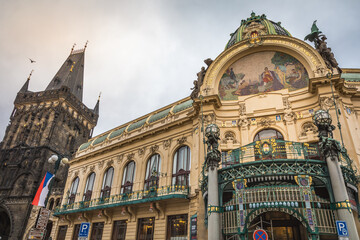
[101,167,114,198]
[253,129,284,141]
[121,161,136,193]
[144,154,161,190]
[48,198,54,210]
[253,129,285,160]
[83,172,96,201]
[172,146,191,186]
[68,177,79,204]
[55,198,61,207]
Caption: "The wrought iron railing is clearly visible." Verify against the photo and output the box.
[220,139,322,168]
[200,139,359,193]
[54,185,189,215]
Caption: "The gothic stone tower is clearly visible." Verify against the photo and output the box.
[0,47,99,240]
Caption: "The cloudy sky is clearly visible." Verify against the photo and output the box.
[0,0,359,140]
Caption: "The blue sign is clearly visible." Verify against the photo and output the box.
[79,222,90,237]
[253,229,268,240]
[336,221,349,237]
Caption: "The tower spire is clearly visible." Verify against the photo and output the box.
[19,70,33,93]
[45,44,86,101]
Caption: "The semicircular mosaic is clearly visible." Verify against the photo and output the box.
[218,51,309,100]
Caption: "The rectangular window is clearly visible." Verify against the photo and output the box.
[90,222,104,240]
[167,214,188,240]
[72,224,81,240]
[112,220,127,240]
[57,225,68,240]
[137,217,155,240]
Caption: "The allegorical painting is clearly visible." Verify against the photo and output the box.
[218,52,309,100]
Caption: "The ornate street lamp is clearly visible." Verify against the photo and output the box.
[205,124,221,170]
[313,109,335,138]
[205,124,221,240]
[45,154,69,206]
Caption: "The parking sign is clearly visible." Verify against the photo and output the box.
[79,222,90,238]
[336,221,349,237]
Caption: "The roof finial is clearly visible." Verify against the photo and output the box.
[98,91,101,101]
[70,43,76,54]
[28,70,34,80]
[84,40,89,50]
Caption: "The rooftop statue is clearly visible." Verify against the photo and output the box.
[305,20,342,73]
[190,58,213,100]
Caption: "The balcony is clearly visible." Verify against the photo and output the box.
[200,139,359,192]
[54,185,189,216]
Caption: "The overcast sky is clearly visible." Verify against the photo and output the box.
[0,0,359,140]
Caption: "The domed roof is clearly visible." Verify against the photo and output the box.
[225,12,291,49]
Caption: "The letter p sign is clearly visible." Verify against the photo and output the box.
[79,222,90,237]
[336,221,349,237]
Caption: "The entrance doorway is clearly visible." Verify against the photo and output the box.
[0,208,11,240]
[248,211,308,240]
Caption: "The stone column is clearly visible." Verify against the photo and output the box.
[205,124,221,240]
[325,153,358,240]
[207,164,220,240]
[313,110,359,240]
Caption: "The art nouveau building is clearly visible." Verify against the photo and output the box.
[51,13,360,240]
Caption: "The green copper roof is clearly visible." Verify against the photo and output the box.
[173,99,193,113]
[225,12,291,49]
[78,98,194,152]
[93,134,109,146]
[109,127,126,139]
[127,118,148,132]
[341,73,360,82]
[149,108,171,123]
[79,141,92,151]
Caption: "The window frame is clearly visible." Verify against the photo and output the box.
[68,177,79,204]
[172,146,191,186]
[83,172,96,201]
[167,214,188,240]
[144,154,161,190]
[100,167,114,198]
[121,161,136,194]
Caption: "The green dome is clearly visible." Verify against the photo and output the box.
[225,12,291,49]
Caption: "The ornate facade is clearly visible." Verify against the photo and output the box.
[51,13,360,240]
[0,47,99,240]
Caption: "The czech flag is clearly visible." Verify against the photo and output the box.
[32,172,54,207]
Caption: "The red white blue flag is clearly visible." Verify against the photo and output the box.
[32,172,54,207]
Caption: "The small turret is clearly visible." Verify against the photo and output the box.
[19,70,33,93]
[93,92,101,115]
